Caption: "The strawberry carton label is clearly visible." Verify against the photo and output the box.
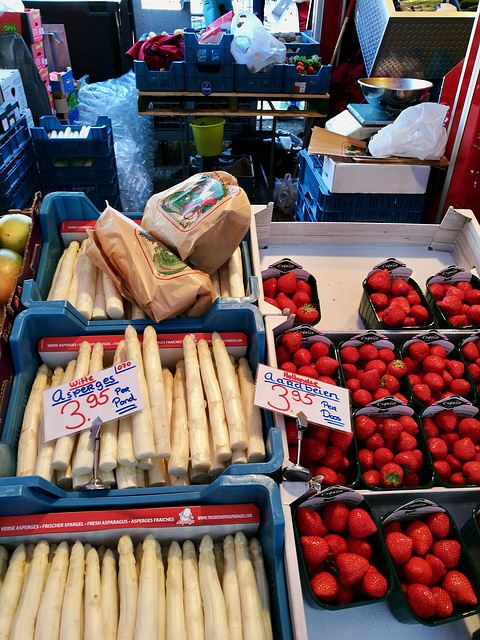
[355,396,412,418]
[262,257,310,282]
[421,396,478,420]
[428,265,472,284]
[382,499,444,526]
[341,331,395,351]
[274,323,331,349]
[293,485,363,511]
[401,331,455,357]
[366,258,413,283]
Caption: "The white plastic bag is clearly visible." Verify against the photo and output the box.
[368,102,449,161]
[231,12,286,73]
[273,173,298,216]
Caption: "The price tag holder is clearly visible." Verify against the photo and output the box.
[254,364,352,433]
[43,360,144,442]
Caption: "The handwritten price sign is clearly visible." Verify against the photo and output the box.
[43,360,144,442]
[254,364,352,433]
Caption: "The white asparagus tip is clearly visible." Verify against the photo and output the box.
[143,534,156,550]
[199,535,214,553]
[118,534,134,554]
[234,531,248,548]
[183,540,195,553]
[168,540,182,558]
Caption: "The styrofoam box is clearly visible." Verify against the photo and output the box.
[320,155,431,194]
[0,69,28,114]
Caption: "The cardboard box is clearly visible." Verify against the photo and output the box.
[55,105,79,124]
[31,40,47,73]
[0,9,43,47]
[0,69,28,114]
[50,67,75,99]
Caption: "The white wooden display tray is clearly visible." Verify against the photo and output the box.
[252,206,480,639]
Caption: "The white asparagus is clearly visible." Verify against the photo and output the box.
[218,262,230,297]
[99,341,125,471]
[125,325,156,460]
[92,268,108,320]
[0,544,26,640]
[49,241,79,301]
[231,449,247,465]
[84,547,103,640]
[162,368,174,432]
[72,472,91,491]
[208,429,226,480]
[9,539,50,640]
[136,467,146,487]
[182,540,204,640]
[98,468,115,488]
[249,539,273,640]
[168,471,189,486]
[156,542,166,640]
[237,358,266,463]
[34,541,69,640]
[213,543,224,587]
[188,463,210,485]
[210,269,221,298]
[72,342,104,476]
[137,457,154,471]
[130,300,148,320]
[148,458,168,486]
[183,335,210,472]
[135,543,143,582]
[52,341,92,470]
[223,535,243,640]
[17,364,50,476]
[134,535,158,640]
[117,535,138,640]
[67,239,87,308]
[56,465,72,490]
[103,272,124,319]
[166,541,187,640]
[212,332,248,451]
[198,536,230,640]
[116,463,139,489]
[234,532,266,640]
[197,339,231,462]
[102,549,119,640]
[143,326,170,458]
[168,361,189,477]
[118,414,136,467]
[47,249,65,300]
[0,545,8,587]
[76,248,97,319]
[227,247,245,297]
[24,543,35,578]
[44,543,56,584]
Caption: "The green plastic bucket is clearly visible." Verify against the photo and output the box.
[189,117,225,157]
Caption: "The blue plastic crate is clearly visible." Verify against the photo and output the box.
[299,150,426,222]
[0,148,40,215]
[0,115,30,166]
[295,183,316,221]
[0,474,292,640]
[31,116,114,158]
[282,63,331,94]
[234,63,284,93]
[185,62,234,93]
[134,59,185,92]
[183,28,234,65]
[40,175,121,212]
[282,31,320,56]
[0,140,36,197]
[37,150,117,186]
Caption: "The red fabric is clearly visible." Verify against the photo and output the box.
[126,34,184,71]
[328,53,366,117]
[297,1,310,32]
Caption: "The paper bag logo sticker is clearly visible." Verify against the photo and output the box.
[135,228,188,279]
[160,175,228,230]
[177,508,195,525]
[342,142,368,156]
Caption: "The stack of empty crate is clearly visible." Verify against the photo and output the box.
[0,101,40,215]
[30,115,121,210]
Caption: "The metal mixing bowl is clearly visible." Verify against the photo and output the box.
[358,77,434,111]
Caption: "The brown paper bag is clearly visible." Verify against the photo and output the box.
[141,171,251,274]
[86,205,216,322]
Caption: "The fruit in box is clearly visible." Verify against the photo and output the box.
[276,329,340,381]
[0,213,32,255]
[427,267,480,328]
[461,337,480,396]
[0,248,22,307]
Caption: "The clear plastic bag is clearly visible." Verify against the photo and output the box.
[273,173,298,216]
[368,102,449,161]
[231,12,286,73]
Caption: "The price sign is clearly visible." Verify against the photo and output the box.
[43,360,144,442]
[254,364,352,433]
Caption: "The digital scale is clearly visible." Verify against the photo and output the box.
[325,102,398,141]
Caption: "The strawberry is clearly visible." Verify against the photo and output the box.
[431,539,461,569]
[347,508,377,539]
[443,570,478,605]
[382,305,405,327]
[407,289,422,306]
[394,451,419,475]
[361,565,388,598]
[423,417,439,439]
[354,416,377,440]
[449,378,472,397]
[280,362,297,373]
[398,415,419,435]
[315,356,339,377]
[301,438,327,464]
[404,556,433,585]
[362,469,380,486]
[276,345,291,366]
[385,532,413,564]
[296,506,324,536]
[324,533,348,559]
[264,296,280,309]
[422,355,445,374]
[365,358,387,375]
[296,304,319,324]
[339,345,359,364]
[298,365,319,379]
[292,347,312,368]
[462,460,480,484]
[458,417,480,442]
[379,462,404,487]
[367,269,391,293]
[428,437,449,460]
[277,271,297,294]
[358,344,378,361]
[439,294,463,317]
[309,341,329,359]
[309,571,339,603]
[431,586,453,619]
[336,552,370,586]
[409,341,430,362]
[453,437,476,461]
[382,521,402,537]
[462,340,480,361]
[313,466,338,485]
[280,331,302,354]
[395,431,417,452]
[410,305,430,325]
[412,383,432,405]
[358,369,381,392]
[295,280,311,295]
[450,471,467,485]
[275,292,297,315]
[404,521,433,555]
[448,314,468,327]
[391,278,410,296]
[263,277,278,298]
[378,348,395,364]
[424,553,447,586]
[381,418,402,441]
[358,448,374,472]
[320,446,343,471]
[364,432,386,451]
[446,359,465,378]
[387,359,407,378]
[422,372,444,394]
[292,291,311,308]
[345,536,372,561]
[406,583,436,619]
[467,305,480,324]
[300,535,330,565]
[329,430,354,453]
[429,283,445,300]
[465,288,480,304]
[446,453,463,473]
[322,502,350,533]
[425,512,450,538]
[435,410,458,433]
[370,292,388,309]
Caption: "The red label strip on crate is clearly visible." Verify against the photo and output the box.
[60,219,141,243]
[38,332,248,369]
[0,504,260,545]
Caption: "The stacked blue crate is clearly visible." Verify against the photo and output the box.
[183,28,234,93]
[31,116,121,211]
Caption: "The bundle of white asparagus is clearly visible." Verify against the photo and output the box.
[47,241,246,321]
[16,326,265,490]
[0,532,273,640]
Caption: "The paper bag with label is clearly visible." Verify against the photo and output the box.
[141,171,251,274]
[86,205,216,322]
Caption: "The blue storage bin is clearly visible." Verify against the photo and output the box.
[0,148,40,215]
[0,115,30,166]
[294,183,315,222]
[31,116,114,158]
[37,150,117,186]
[40,176,121,212]
[183,28,234,65]
[134,59,185,92]
[298,150,426,223]
[0,474,293,640]
[185,62,234,93]
[282,63,331,94]
[234,63,284,93]
[0,140,36,197]
[0,303,283,483]
[282,31,320,56]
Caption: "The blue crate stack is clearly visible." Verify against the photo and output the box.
[183,28,234,93]
[0,102,40,215]
[30,115,121,211]
[295,150,426,223]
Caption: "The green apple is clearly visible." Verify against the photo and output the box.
[0,213,32,255]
